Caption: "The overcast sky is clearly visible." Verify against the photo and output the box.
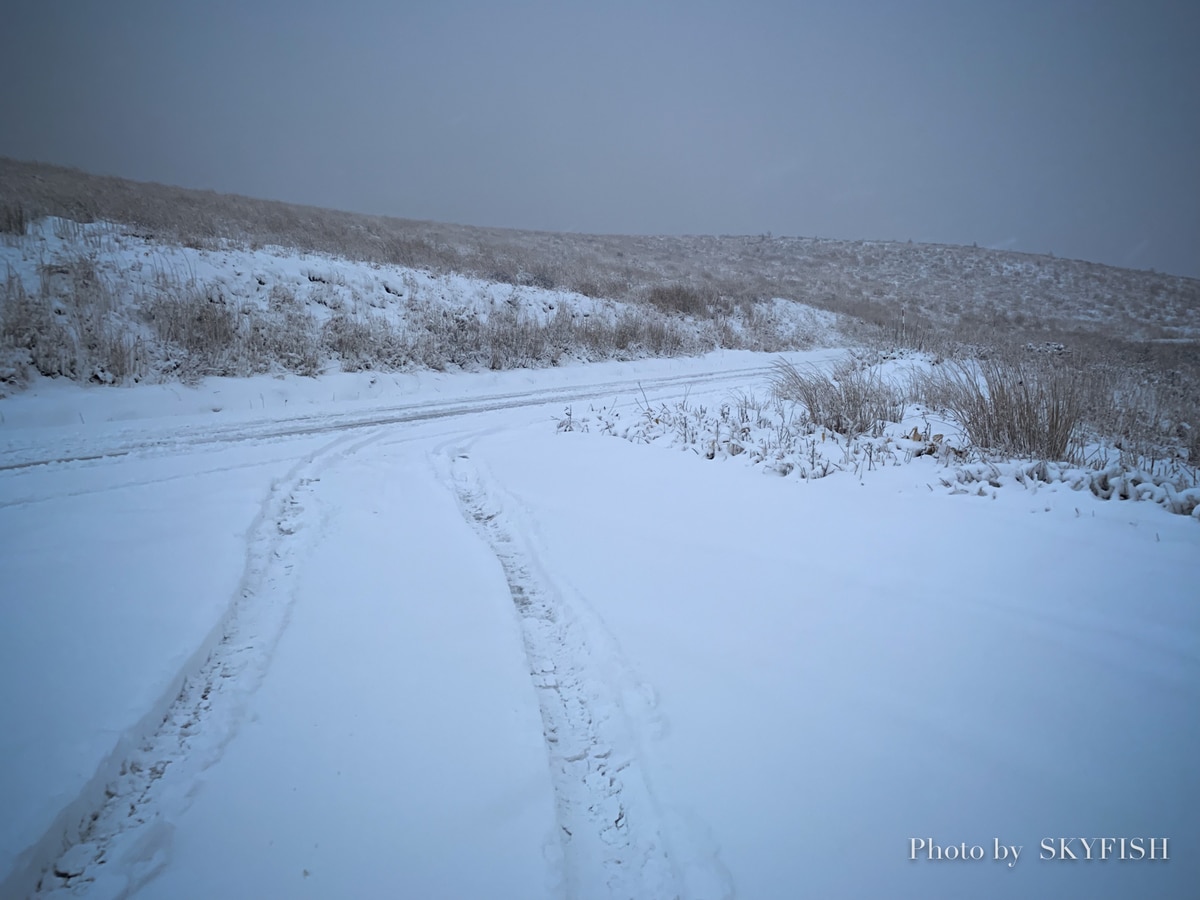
[3,1,1197,277]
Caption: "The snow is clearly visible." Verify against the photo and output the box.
[0,439,326,891]
[129,444,559,900]
[0,217,844,396]
[1,349,1197,898]
[477,426,1198,898]
[0,217,613,333]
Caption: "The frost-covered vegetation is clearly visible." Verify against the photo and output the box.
[1,157,1196,506]
[0,218,834,392]
[3,157,1198,345]
[560,356,1200,519]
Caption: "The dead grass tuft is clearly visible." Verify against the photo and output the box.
[771,358,905,437]
[914,358,1086,461]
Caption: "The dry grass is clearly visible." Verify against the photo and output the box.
[3,157,1196,345]
[771,358,905,438]
[1,157,1195,467]
[1,258,148,388]
[1,245,782,388]
[913,358,1086,461]
[1,201,30,236]
[646,284,710,315]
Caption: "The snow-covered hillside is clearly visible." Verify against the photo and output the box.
[4,157,1198,349]
[0,218,838,393]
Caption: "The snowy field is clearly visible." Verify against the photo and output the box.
[1,349,1197,899]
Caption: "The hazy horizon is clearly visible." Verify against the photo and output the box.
[2,1,1197,278]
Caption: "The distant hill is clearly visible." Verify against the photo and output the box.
[3,157,1196,349]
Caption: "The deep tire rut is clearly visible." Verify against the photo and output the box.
[14,430,384,900]
[449,452,682,900]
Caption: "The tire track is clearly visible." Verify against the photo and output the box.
[11,429,386,900]
[1,358,785,897]
[0,362,792,472]
[447,452,682,900]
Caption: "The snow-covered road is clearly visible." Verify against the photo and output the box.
[0,352,819,899]
[2,350,1197,899]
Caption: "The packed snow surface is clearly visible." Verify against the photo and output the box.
[1,350,1196,899]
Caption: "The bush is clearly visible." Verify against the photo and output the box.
[915,358,1085,460]
[771,358,905,437]
[144,287,239,357]
[267,309,323,375]
[1,277,77,377]
[486,307,546,369]
[322,312,402,372]
[646,284,708,315]
[0,202,29,235]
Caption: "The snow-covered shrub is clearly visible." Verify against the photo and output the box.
[322,312,394,372]
[144,284,239,360]
[2,259,144,383]
[561,387,1199,518]
[560,389,914,481]
[770,358,905,438]
[0,202,29,236]
[914,357,1085,461]
[1,276,75,378]
[143,278,324,378]
[267,308,323,375]
[88,331,146,383]
[1075,355,1200,476]
[485,306,547,369]
[520,264,558,290]
[947,460,1200,519]
[267,283,297,311]
[646,284,708,315]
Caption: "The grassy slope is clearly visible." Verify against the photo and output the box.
[3,157,1197,347]
[0,157,1196,470]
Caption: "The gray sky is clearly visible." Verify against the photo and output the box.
[3,1,1198,277]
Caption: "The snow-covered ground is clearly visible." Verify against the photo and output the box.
[0,218,840,394]
[0,217,615,335]
[1,350,1196,899]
